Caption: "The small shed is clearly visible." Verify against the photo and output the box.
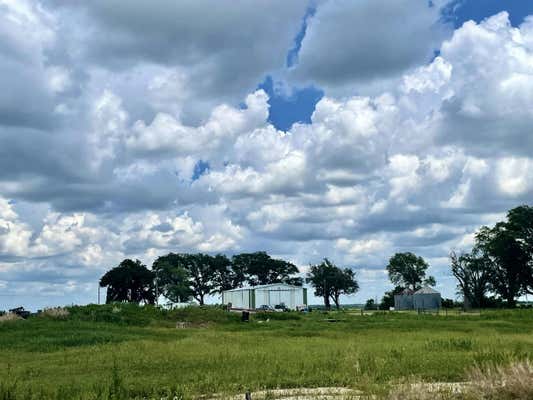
[413,287,441,310]
[394,289,415,310]
[222,283,307,311]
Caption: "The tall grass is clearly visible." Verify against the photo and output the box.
[0,306,532,399]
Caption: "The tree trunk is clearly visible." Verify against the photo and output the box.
[334,294,340,310]
[323,295,331,310]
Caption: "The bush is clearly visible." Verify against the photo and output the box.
[40,307,70,319]
[0,313,22,323]
[65,303,240,326]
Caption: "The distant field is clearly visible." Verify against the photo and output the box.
[1,305,532,399]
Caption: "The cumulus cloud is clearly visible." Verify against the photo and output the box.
[290,0,452,94]
[1,3,533,308]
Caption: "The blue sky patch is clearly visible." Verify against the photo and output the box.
[258,76,323,132]
[444,0,533,27]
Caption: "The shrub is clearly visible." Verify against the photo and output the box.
[0,313,22,323]
[40,307,70,319]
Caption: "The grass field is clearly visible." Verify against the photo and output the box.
[1,305,532,399]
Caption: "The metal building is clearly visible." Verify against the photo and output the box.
[413,286,441,310]
[221,284,308,310]
[394,288,415,310]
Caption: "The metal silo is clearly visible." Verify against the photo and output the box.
[413,287,441,310]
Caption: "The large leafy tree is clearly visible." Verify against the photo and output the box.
[476,216,531,307]
[152,254,193,303]
[329,267,359,309]
[451,205,533,307]
[386,252,435,291]
[100,259,156,304]
[306,259,359,309]
[506,205,533,295]
[450,250,492,308]
[212,254,242,292]
[232,252,302,286]
[153,253,230,305]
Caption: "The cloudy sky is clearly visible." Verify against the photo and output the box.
[1,0,533,309]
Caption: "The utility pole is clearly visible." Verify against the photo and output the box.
[97,285,100,305]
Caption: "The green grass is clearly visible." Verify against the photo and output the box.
[1,305,532,399]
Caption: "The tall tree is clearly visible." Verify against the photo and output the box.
[386,252,434,291]
[232,252,302,286]
[329,267,359,309]
[100,259,155,304]
[212,254,242,292]
[152,254,193,303]
[306,259,358,309]
[153,253,227,305]
[506,205,533,295]
[476,223,527,307]
[450,250,492,308]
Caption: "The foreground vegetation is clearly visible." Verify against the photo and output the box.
[1,305,533,399]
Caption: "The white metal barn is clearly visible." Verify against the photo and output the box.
[221,284,308,310]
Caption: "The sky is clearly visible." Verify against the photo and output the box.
[1,0,533,310]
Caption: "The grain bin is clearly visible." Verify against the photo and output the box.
[413,286,441,310]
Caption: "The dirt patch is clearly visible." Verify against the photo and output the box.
[208,387,364,400]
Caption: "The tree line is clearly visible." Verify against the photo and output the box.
[367,205,533,310]
[450,205,533,308]
[100,204,532,310]
[100,252,359,309]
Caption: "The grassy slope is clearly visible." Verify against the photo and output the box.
[1,305,532,399]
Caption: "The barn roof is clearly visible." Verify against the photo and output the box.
[414,286,440,294]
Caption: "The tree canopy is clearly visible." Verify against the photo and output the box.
[152,254,193,303]
[232,252,303,287]
[306,259,358,309]
[386,252,435,291]
[472,205,533,306]
[99,259,156,304]
[152,253,231,305]
[450,249,492,308]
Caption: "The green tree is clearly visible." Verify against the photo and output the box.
[450,250,492,308]
[476,222,530,307]
[364,298,377,310]
[232,252,302,286]
[100,259,155,304]
[153,253,229,305]
[212,254,242,292]
[506,205,533,295]
[380,286,404,310]
[306,259,359,309]
[152,254,193,303]
[386,252,435,291]
[329,267,359,309]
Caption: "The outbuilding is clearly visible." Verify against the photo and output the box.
[394,288,415,310]
[221,283,308,311]
[413,286,441,310]
[394,287,441,311]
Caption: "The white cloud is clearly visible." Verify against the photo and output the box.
[496,157,533,197]
[291,0,451,94]
[2,5,533,308]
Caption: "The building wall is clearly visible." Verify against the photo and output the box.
[413,293,441,310]
[222,285,308,310]
[222,289,251,309]
[394,294,414,310]
[255,285,305,309]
